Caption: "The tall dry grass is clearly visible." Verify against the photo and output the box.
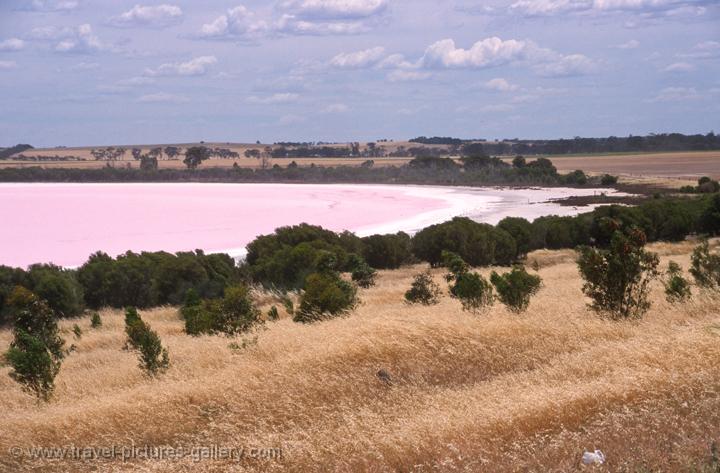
[0,243,719,472]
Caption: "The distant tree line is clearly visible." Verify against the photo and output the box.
[0,154,608,187]
[407,132,720,155]
[0,144,33,159]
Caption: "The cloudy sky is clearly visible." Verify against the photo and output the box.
[0,0,718,147]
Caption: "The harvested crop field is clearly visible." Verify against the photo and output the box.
[1,241,719,472]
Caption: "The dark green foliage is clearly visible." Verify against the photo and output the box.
[512,155,526,168]
[563,169,588,185]
[361,232,413,269]
[72,324,82,339]
[412,217,516,267]
[77,250,239,309]
[450,271,494,313]
[490,266,542,313]
[123,307,169,375]
[699,194,720,235]
[268,306,279,321]
[404,272,441,306]
[246,224,362,289]
[531,215,590,250]
[577,228,659,319]
[90,311,102,328]
[5,288,64,401]
[663,261,692,303]
[498,217,533,257]
[690,241,720,291]
[139,155,158,171]
[408,156,460,171]
[24,264,84,317]
[294,272,358,323]
[181,285,261,336]
[350,261,377,289]
[441,250,469,280]
[600,174,618,186]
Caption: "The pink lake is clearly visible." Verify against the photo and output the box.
[0,183,619,268]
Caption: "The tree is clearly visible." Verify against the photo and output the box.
[164,146,181,159]
[577,228,659,319]
[689,241,720,291]
[663,261,691,303]
[512,155,526,168]
[131,148,143,160]
[498,217,533,258]
[404,271,441,305]
[5,287,64,401]
[124,307,169,375]
[139,155,158,171]
[183,146,211,169]
[295,272,358,323]
[490,266,542,313]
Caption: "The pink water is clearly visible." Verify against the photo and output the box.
[0,183,451,268]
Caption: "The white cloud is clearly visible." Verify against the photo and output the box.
[616,39,640,49]
[330,46,385,68]
[247,93,300,104]
[663,62,695,72]
[649,86,701,102]
[54,24,103,54]
[678,41,720,59]
[145,56,217,76]
[534,53,596,77]
[0,38,25,52]
[198,6,269,40]
[118,76,156,86]
[138,92,189,103]
[422,37,530,68]
[69,61,99,71]
[482,78,519,91]
[26,0,79,12]
[510,0,708,17]
[322,103,350,113]
[387,69,431,81]
[278,0,389,20]
[109,4,183,28]
[196,1,386,40]
[0,61,17,69]
[420,37,596,77]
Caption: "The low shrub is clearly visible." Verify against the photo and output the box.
[348,254,377,288]
[124,307,169,376]
[267,306,279,321]
[4,288,65,401]
[490,266,542,313]
[450,271,494,313]
[294,272,358,323]
[601,174,618,186]
[181,286,261,336]
[404,272,441,306]
[663,261,692,303]
[90,312,102,328]
[72,324,82,339]
[689,241,720,291]
[577,228,659,319]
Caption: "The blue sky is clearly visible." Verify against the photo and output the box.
[0,0,718,147]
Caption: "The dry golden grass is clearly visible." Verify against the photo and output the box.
[0,243,719,472]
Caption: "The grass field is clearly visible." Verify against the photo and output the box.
[1,241,719,472]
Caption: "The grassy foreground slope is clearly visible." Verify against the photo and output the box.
[1,242,719,472]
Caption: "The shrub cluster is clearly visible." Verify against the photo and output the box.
[663,261,692,303]
[443,251,493,313]
[181,286,261,336]
[404,272,442,306]
[690,241,720,291]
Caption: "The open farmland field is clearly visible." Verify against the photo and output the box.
[1,240,719,472]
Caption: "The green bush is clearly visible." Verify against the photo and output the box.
[4,288,64,401]
[601,174,618,186]
[450,271,494,313]
[123,307,169,375]
[267,306,279,321]
[351,261,377,289]
[663,261,692,303]
[90,311,102,328]
[699,194,720,235]
[498,217,533,258]
[72,324,82,339]
[412,217,507,267]
[490,266,542,313]
[404,272,441,306]
[361,233,413,269]
[26,264,84,317]
[441,250,469,280]
[690,241,720,291]
[577,228,659,319]
[295,272,358,323]
[181,286,261,336]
